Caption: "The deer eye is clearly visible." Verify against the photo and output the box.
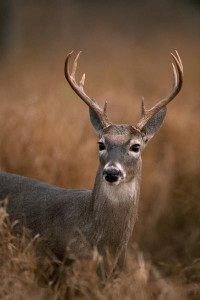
[130,144,140,153]
[98,142,105,151]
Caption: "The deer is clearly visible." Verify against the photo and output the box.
[0,51,183,276]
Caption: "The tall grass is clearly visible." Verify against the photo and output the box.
[0,1,199,298]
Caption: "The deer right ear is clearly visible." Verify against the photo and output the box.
[89,99,104,135]
[141,107,166,143]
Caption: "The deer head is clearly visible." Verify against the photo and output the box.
[64,51,183,185]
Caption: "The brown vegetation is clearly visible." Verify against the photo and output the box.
[0,1,200,299]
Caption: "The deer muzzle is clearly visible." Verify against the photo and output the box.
[103,167,123,183]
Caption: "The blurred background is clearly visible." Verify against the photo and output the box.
[0,0,199,297]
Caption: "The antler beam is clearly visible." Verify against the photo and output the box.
[136,51,183,131]
[64,51,111,129]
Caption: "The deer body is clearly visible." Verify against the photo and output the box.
[0,51,183,273]
[0,171,92,259]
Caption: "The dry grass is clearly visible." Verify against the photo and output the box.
[0,204,189,300]
[0,0,200,299]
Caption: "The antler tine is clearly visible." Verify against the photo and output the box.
[64,51,111,129]
[136,51,183,131]
[80,73,85,90]
[71,51,81,78]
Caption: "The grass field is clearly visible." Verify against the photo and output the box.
[0,1,200,299]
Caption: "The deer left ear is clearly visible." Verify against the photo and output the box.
[141,107,167,143]
[89,99,103,135]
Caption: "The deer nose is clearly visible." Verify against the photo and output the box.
[103,168,121,183]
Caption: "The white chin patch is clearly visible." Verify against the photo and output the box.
[104,179,121,186]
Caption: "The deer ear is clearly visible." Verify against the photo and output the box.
[141,107,167,143]
[89,99,103,135]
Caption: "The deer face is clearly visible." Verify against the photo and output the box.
[98,125,143,185]
[90,104,168,185]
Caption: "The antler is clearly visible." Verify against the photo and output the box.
[64,51,111,128]
[136,51,183,131]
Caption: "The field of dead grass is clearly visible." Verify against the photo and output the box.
[0,1,200,299]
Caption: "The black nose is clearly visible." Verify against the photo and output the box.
[103,168,121,183]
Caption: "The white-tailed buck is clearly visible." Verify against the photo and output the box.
[0,51,183,274]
